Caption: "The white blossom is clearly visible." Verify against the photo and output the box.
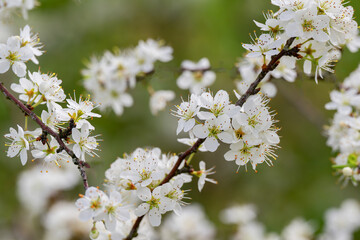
[160,204,216,240]
[75,187,108,221]
[194,161,217,192]
[281,218,315,240]
[173,94,201,135]
[4,125,29,165]
[17,165,80,216]
[82,39,173,116]
[285,4,330,42]
[31,137,64,163]
[192,115,233,152]
[0,36,33,77]
[134,186,169,227]
[72,123,99,160]
[177,58,216,94]
[149,90,175,115]
[242,34,281,58]
[43,201,92,240]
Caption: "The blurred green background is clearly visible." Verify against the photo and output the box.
[1,0,360,238]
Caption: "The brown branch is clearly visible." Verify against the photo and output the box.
[126,37,302,239]
[124,216,144,240]
[125,138,205,239]
[235,37,300,106]
[0,82,89,190]
[160,138,205,185]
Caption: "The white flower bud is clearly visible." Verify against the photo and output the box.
[342,167,353,177]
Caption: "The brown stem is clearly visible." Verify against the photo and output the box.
[126,37,302,239]
[0,82,89,190]
[124,216,144,240]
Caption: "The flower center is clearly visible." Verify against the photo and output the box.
[235,128,245,139]
[208,126,221,137]
[106,204,116,215]
[147,196,161,210]
[211,104,224,117]
[45,146,57,155]
[6,51,19,63]
[193,71,203,82]
[302,20,314,32]
[248,115,259,128]
[90,197,102,209]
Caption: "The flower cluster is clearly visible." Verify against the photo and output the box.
[0,25,43,77]
[221,204,282,240]
[17,164,80,216]
[240,0,360,93]
[174,90,280,171]
[43,201,92,240]
[0,0,37,19]
[76,146,217,238]
[76,187,130,233]
[149,90,175,115]
[176,58,216,95]
[160,204,216,240]
[220,200,360,240]
[325,64,360,185]
[3,26,100,167]
[318,199,360,240]
[82,39,174,116]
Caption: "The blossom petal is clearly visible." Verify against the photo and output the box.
[135,203,150,217]
[137,187,152,201]
[192,124,209,139]
[12,62,27,77]
[203,137,219,152]
[218,131,234,144]
[0,59,10,74]
[148,208,162,227]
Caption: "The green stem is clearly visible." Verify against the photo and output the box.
[28,92,40,106]
[25,116,28,131]
[186,153,195,165]
[332,164,349,169]
[32,98,44,108]
[300,38,313,46]
[147,85,155,96]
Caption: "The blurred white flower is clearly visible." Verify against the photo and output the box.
[149,90,175,115]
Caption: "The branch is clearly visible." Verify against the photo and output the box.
[124,216,144,240]
[125,138,205,239]
[235,37,300,106]
[0,82,89,190]
[160,138,206,185]
[126,37,301,239]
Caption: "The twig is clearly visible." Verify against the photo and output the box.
[235,37,300,106]
[124,216,144,240]
[126,37,302,239]
[0,82,89,190]
[160,138,205,185]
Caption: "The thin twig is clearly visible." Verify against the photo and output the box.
[126,37,302,240]
[235,37,300,106]
[160,138,205,185]
[0,82,89,190]
[124,216,144,240]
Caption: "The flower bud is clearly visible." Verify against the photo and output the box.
[342,167,353,177]
[89,225,99,239]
